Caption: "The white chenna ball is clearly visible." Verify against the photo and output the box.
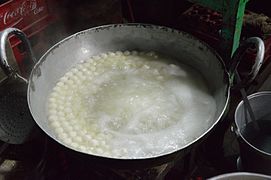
[108,52,116,56]
[74,136,83,143]
[63,138,72,145]
[124,51,130,56]
[93,55,101,60]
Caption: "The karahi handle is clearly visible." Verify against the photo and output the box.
[0,28,36,84]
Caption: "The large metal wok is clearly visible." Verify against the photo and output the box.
[0,24,264,168]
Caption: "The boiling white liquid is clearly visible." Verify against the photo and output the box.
[47,51,216,159]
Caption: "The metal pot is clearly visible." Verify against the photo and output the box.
[0,24,265,168]
[235,92,271,175]
[208,172,271,180]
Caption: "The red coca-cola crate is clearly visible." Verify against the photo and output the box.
[0,0,56,66]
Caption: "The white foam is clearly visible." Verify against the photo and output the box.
[47,51,217,159]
